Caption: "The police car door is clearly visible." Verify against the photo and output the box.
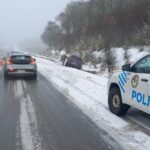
[125,55,150,113]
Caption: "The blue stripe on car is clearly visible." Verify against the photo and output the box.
[119,75,125,86]
[121,73,127,83]
[123,71,127,77]
[118,81,125,93]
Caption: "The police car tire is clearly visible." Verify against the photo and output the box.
[108,87,130,116]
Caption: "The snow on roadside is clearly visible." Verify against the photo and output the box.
[112,48,125,67]
[37,57,150,150]
[112,47,149,67]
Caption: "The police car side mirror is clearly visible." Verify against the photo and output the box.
[122,64,131,71]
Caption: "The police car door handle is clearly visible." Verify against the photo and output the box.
[141,79,148,82]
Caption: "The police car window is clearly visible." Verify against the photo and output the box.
[131,55,150,74]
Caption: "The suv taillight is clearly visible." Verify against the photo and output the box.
[6,58,12,65]
[30,58,36,64]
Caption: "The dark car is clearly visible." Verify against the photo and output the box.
[64,55,82,69]
[4,54,37,79]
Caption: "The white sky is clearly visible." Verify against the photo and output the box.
[0,0,72,45]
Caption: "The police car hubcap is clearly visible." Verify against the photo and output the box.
[112,95,120,108]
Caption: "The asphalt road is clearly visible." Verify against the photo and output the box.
[0,72,122,150]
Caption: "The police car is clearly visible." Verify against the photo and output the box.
[108,54,150,116]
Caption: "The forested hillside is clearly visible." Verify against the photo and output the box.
[41,0,150,69]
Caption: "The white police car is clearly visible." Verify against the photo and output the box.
[108,54,150,116]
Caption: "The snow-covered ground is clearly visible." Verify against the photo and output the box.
[36,55,150,150]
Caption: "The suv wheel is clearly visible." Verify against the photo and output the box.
[4,72,9,80]
[108,87,130,116]
[32,74,37,80]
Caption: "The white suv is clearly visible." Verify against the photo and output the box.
[4,53,37,79]
[108,54,150,116]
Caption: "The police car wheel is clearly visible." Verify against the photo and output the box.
[108,87,130,116]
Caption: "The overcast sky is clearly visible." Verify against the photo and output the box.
[0,0,72,46]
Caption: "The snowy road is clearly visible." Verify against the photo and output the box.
[0,71,120,150]
[0,56,150,150]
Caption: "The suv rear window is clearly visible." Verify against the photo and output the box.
[11,55,31,64]
[71,55,82,61]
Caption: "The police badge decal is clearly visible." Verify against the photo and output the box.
[131,75,139,88]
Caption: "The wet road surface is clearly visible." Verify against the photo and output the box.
[0,72,122,150]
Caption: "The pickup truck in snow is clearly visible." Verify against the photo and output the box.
[108,54,150,116]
